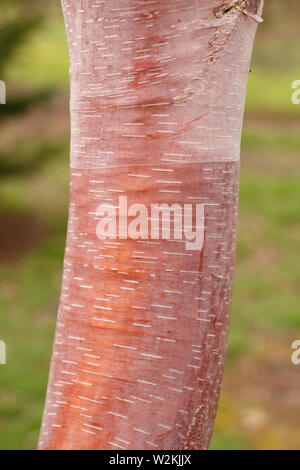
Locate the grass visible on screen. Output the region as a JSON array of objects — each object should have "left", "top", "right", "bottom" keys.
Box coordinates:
[{"left": 0, "top": 2, "right": 300, "bottom": 450}]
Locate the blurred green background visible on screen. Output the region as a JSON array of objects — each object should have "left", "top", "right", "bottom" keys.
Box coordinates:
[{"left": 0, "top": 0, "right": 300, "bottom": 450}]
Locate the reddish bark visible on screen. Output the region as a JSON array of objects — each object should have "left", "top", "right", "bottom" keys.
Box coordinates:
[{"left": 39, "top": 0, "right": 263, "bottom": 450}]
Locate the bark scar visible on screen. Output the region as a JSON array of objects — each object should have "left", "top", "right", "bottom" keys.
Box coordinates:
[
  {"left": 146, "top": 113, "right": 208, "bottom": 140},
  {"left": 206, "top": 0, "right": 262, "bottom": 67},
  {"left": 214, "top": 0, "right": 263, "bottom": 23}
]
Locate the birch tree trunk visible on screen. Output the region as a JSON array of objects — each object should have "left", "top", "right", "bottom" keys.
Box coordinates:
[{"left": 39, "top": 0, "right": 263, "bottom": 450}]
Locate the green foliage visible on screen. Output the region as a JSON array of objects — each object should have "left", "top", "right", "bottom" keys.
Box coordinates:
[
  {"left": 0, "top": 1, "right": 57, "bottom": 178},
  {"left": 0, "top": 140, "right": 67, "bottom": 179},
  {"left": 0, "top": 17, "right": 41, "bottom": 77},
  {"left": 0, "top": 0, "right": 47, "bottom": 77}
]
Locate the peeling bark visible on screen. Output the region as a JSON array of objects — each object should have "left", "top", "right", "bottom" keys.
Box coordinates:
[{"left": 39, "top": 0, "right": 263, "bottom": 450}]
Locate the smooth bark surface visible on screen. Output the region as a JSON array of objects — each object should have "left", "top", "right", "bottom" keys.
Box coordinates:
[{"left": 39, "top": 0, "right": 262, "bottom": 450}]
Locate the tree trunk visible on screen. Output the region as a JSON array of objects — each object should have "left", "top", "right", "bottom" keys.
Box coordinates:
[{"left": 39, "top": 0, "right": 263, "bottom": 450}]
